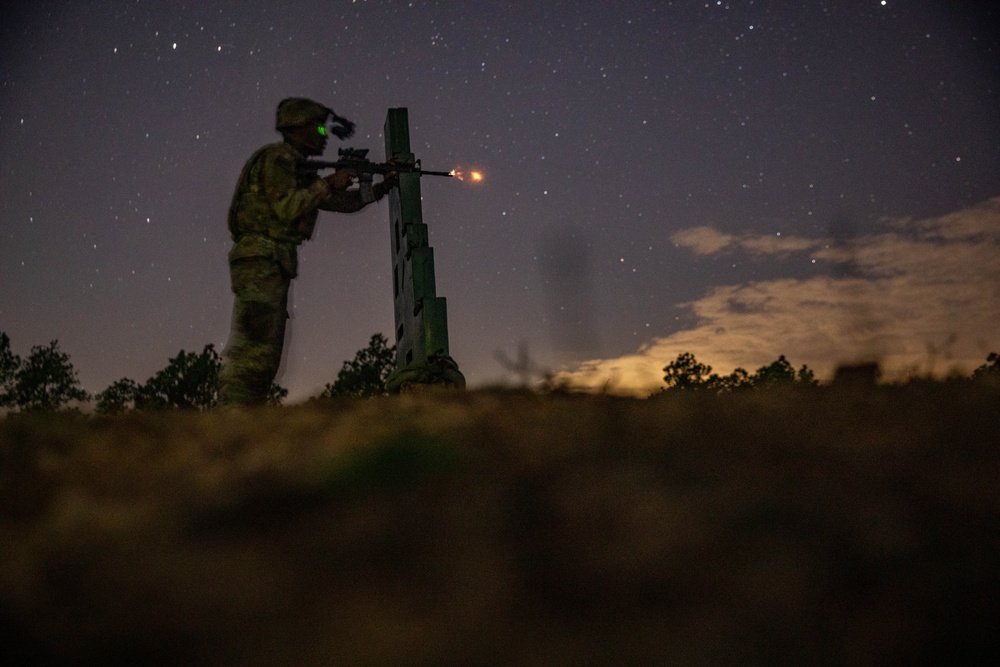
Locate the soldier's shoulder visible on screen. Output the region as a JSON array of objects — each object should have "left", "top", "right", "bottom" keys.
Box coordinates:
[
  {"left": 259, "top": 141, "right": 304, "bottom": 167},
  {"left": 240, "top": 142, "right": 285, "bottom": 168},
  {"left": 255, "top": 141, "right": 295, "bottom": 158}
]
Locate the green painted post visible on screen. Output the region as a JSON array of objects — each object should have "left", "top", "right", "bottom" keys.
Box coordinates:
[{"left": 384, "top": 108, "right": 463, "bottom": 390}]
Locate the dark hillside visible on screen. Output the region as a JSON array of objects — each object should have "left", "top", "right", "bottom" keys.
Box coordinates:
[{"left": 2, "top": 386, "right": 998, "bottom": 665}]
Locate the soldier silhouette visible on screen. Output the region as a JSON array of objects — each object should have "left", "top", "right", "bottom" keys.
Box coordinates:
[{"left": 218, "top": 98, "right": 397, "bottom": 406}]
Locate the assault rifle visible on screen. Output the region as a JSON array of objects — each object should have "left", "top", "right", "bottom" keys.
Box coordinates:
[{"left": 303, "top": 147, "right": 453, "bottom": 178}]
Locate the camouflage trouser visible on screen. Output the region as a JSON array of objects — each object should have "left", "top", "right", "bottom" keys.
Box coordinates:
[{"left": 218, "top": 257, "right": 290, "bottom": 406}]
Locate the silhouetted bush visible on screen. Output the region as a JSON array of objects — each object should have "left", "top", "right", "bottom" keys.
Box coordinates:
[
  {"left": 320, "top": 333, "right": 396, "bottom": 398},
  {"left": 660, "top": 352, "right": 817, "bottom": 394}
]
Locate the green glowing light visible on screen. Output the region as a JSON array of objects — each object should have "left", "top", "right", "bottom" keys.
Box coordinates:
[{"left": 317, "top": 125, "right": 327, "bottom": 136}]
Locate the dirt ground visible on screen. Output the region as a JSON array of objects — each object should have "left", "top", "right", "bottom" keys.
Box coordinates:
[{"left": 1, "top": 385, "right": 998, "bottom": 665}]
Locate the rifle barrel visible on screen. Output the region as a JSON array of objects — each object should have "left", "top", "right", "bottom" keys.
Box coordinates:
[{"left": 303, "top": 160, "right": 453, "bottom": 178}]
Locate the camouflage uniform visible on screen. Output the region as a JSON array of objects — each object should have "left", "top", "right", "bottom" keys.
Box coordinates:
[{"left": 218, "top": 101, "right": 373, "bottom": 406}]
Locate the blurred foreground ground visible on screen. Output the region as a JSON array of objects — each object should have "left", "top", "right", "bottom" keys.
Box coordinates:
[{"left": 1, "top": 386, "right": 998, "bottom": 665}]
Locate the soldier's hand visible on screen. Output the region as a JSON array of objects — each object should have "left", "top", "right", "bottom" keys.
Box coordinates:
[
  {"left": 325, "top": 170, "right": 354, "bottom": 191},
  {"left": 382, "top": 170, "right": 400, "bottom": 190}
]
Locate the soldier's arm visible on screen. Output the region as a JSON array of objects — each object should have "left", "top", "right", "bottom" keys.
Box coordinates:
[
  {"left": 318, "top": 176, "right": 396, "bottom": 213},
  {"left": 318, "top": 189, "right": 367, "bottom": 213}
]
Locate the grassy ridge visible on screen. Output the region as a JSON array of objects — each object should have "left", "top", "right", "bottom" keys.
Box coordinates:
[{"left": 1, "top": 386, "right": 998, "bottom": 665}]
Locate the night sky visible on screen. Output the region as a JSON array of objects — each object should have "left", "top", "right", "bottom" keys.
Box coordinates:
[{"left": 2, "top": 1, "right": 998, "bottom": 400}]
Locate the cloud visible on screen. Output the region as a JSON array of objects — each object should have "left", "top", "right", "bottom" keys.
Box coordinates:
[
  {"left": 738, "top": 234, "right": 819, "bottom": 255},
  {"left": 558, "top": 198, "right": 1000, "bottom": 394},
  {"left": 670, "top": 226, "right": 735, "bottom": 255},
  {"left": 670, "top": 225, "right": 820, "bottom": 257}
]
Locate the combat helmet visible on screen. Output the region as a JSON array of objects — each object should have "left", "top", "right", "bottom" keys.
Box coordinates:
[
  {"left": 275, "top": 97, "right": 331, "bottom": 130},
  {"left": 275, "top": 97, "right": 355, "bottom": 139}
]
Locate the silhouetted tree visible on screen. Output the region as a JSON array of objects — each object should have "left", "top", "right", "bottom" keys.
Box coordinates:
[
  {"left": 0, "top": 332, "right": 19, "bottom": 408},
  {"left": 972, "top": 352, "right": 999, "bottom": 385},
  {"left": 322, "top": 334, "right": 396, "bottom": 398},
  {"left": 750, "top": 355, "right": 796, "bottom": 386},
  {"left": 795, "top": 364, "right": 819, "bottom": 386},
  {"left": 662, "top": 352, "right": 818, "bottom": 394},
  {"left": 95, "top": 345, "right": 287, "bottom": 413},
  {"left": 135, "top": 345, "right": 221, "bottom": 410},
  {"left": 712, "top": 366, "right": 752, "bottom": 392},
  {"left": 747, "top": 356, "right": 818, "bottom": 388},
  {"left": 662, "top": 353, "right": 751, "bottom": 392},
  {"left": 662, "top": 352, "right": 715, "bottom": 391},
  {"left": 94, "top": 378, "right": 142, "bottom": 415},
  {"left": 6, "top": 340, "right": 89, "bottom": 411}
]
